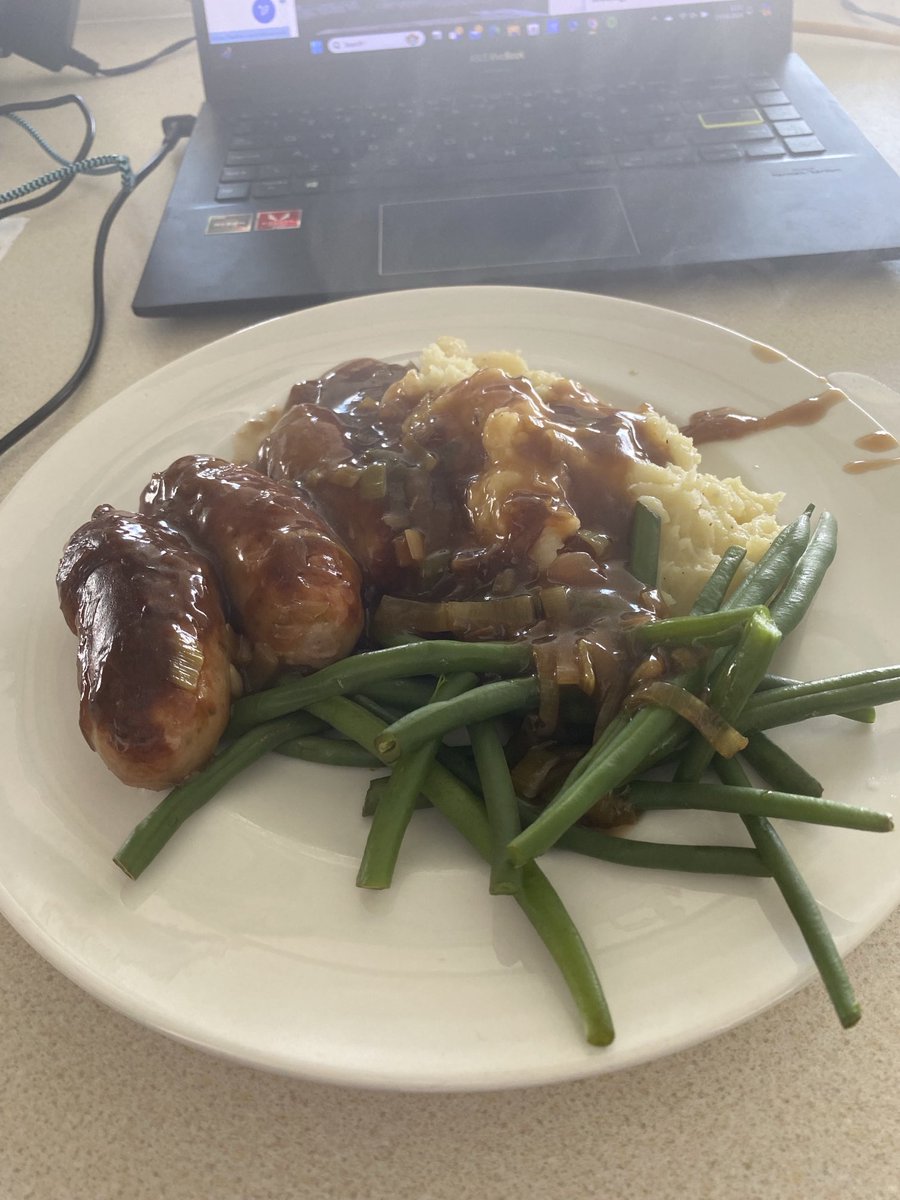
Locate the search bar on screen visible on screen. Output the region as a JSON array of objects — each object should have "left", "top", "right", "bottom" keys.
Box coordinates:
[{"left": 327, "top": 30, "right": 427, "bottom": 53}]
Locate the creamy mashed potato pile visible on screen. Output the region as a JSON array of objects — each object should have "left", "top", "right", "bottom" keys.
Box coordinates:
[{"left": 395, "top": 337, "right": 783, "bottom": 613}]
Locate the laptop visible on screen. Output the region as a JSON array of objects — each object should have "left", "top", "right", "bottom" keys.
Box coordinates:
[{"left": 133, "top": 0, "right": 900, "bottom": 317}]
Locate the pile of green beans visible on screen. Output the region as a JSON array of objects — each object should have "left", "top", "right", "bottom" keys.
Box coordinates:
[{"left": 114, "top": 504, "right": 898, "bottom": 1043}]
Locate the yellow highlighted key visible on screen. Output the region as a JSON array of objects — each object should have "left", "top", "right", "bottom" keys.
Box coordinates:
[{"left": 698, "top": 108, "right": 764, "bottom": 129}]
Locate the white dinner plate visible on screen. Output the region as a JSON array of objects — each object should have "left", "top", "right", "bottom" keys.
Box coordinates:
[{"left": 1, "top": 285, "right": 898, "bottom": 1091}]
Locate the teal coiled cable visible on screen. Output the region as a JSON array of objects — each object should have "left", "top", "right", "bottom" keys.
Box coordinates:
[{"left": 0, "top": 111, "right": 133, "bottom": 204}]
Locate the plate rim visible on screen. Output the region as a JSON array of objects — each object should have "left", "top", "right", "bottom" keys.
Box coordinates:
[{"left": 1, "top": 284, "right": 896, "bottom": 1091}]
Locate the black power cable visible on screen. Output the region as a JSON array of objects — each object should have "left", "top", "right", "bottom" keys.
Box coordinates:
[
  {"left": 67, "top": 35, "right": 197, "bottom": 79},
  {"left": 0, "top": 112, "right": 196, "bottom": 459},
  {"left": 839, "top": 0, "right": 900, "bottom": 28}
]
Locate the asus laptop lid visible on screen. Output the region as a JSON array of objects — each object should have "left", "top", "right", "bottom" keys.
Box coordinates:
[{"left": 133, "top": 0, "right": 900, "bottom": 317}]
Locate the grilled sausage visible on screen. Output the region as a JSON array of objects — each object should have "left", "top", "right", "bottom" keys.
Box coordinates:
[
  {"left": 57, "top": 506, "right": 233, "bottom": 790},
  {"left": 140, "top": 455, "right": 364, "bottom": 672}
]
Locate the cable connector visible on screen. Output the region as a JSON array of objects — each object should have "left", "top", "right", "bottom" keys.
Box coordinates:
[
  {"left": 161, "top": 114, "right": 196, "bottom": 145},
  {"left": 66, "top": 47, "right": 101, "bottom": 75}
]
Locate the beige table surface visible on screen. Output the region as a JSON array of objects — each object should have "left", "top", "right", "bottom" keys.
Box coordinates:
[{"left": 2, "top": 4, "right": 899, "bottom": 1198}]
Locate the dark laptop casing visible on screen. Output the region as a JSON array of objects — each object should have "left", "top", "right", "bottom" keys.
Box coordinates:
[{"left": 133, "top": 1, "right": 900, "bottom": 316}]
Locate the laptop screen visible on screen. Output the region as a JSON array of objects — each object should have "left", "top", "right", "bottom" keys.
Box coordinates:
[{"left": 194, "top": 1, "right": 791, "bottom": 101}]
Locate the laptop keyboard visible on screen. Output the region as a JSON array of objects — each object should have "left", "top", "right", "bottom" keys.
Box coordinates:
[{"left": 215, "top": 75, "right": 825, "bottom": 202}]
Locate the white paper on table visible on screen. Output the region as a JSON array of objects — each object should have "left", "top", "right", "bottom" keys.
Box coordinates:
[{"left": 0, "top": 216, "right": 28, "bottom": 264}]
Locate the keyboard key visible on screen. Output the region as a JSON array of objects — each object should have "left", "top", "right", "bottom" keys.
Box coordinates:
[
  {"left": 230, "top": 134, "right": 270, "bottom": 150},
  {"left": 700, "top": 144, "right": 743, "bottom": 162},
  {"left": 692, "top": 123, "right": 774, "bottom": 144},
  {"left": 652, "top": 130, "right": 688, "bottom": 149},
  {"left": 617, "top": 147, "right": 698, "bottom": 168},
  {"left": 250, "top": 180, "right": 292, "bottom": 198},
  {"left": 215, "top": 182, "right": 250, "bottom": 202},
  {"left": 689, "top": 92, "right": 753, "bottom": 112},
  {"left": 754, "top": 90, "right": 789, "bottom": 108},
  {"left": 577, "top": 153, "right": 616, "bottom": 172},
  {"left": 763, "top": 104, "right": 800, "bottom": 122},
  {"left": 225, "top": 149, "right": 273, "bottom": 166},
  {"left": 745, "top": 140, "right": 784, "bottom": 158},
  {"left": 697, "top": 108, "right": 763, "bottom": 129},
  {"left": 616, "top": 151, "right": 650, "bottom": 168},
  {"left": 784, "top": 135, "right": 825, "bottom": 155},
  {"left": 220, "top": 165, "right": 257, "bottom": 182},
  {"left": 747, "top": 75, "right": 780, "bottom": 91},
  {"left": 774, "top": 119, "right": 812, "bottom": 138},
  {"left": 611, "top": 133, "right": 650, "bottom": 151},
  {"left": 647, "top": 146, "right": 698, "bottom": 165}
]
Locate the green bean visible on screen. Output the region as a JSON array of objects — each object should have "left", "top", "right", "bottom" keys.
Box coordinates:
[
  {"left": 227, "top": 641, "right": 532, "bottom": 735},
  {"left": 362, "top": 776, "right": 430, "bottom": 818},
  {"left": 628, "top": 499, "right": 661, "bottom": 588},
  {"left": 470, "top": 719, "right": 523, "bottom": 895},
  {"left": 436, "top": 745, "right": 483, "bottom": 794},
  {"left": 374, "top": 676, "right": 541, "bottom": 764},
  {"left": 350, "top": 694, "right": 408, "bottom": 725},
  {"left": 514, "top": 654, "right": 707, "bottom": 865},
  {"left": 758, "top": 673, "right": 800, "bottom": 691},
  {"left": 554, "top": 711, "right": 628, "bottom": 794},
  {"left": 768, "top": 512, "right": 837, "bottom": 636},
  {"left": 740, "top": 730, "right": 823, "bottom": 798},
  {"left": 707, "top": 609, "right": 783, "bottom": 715},
  {"left": 506, "top": 705, "right": 685, "bottom": 866},
  {"left": 357, "top": 673, "right": 477, "bottom": 890},
  {"left": 757, "top": 676, "right": 874, "bottom": 723},
  {"left": 675, "top": 607, "right": 782, "bottom": 781},
  {"left": 627, "top": 780, "right": 892, "bottom": 832},
  {"left": 690, "top": 545, "right": 747, "bottom": 615},
  {"left": 715, "top": 756, "right": 861, "bottom": 1028},
  {"left": 276, "top": 736, "right": 381, "bottom": 768},
  {"left": 631, "top": 605, "right": 770, "bottom": 648},
  {"left": 114, "top": 715, "right": 312, "bottom": 880},
  {"left": 757, "top": 673, "right": 874, "bottom": 723},
  {"left": 721, "top": 509, "right": 812, "bottom": 610},
  {"left": 746, "top": 667, "right": 900, "bottom": 710},
  {"left": 564, "top": 548, "right": 745, "bottom": 793},
  {"left": 362, "top": 775, "right": 390, "bottom": 817},
  {"left": 513, "top": 865, "right": 615, "bottom": 1045},
  {"left": 560, "top": 573, "right": 731, "bottom": 799},
  {"left": 354, "top": 676, "right": 438, "bottom": 712},
  {"left": 518, "top": 801, "right": 769, "bottom": 876},
  {"left": 740, "top": 672, "right": 900, "bottom": 731},
  {"left": 306, "top": 695, "right": 614, "bottom": 1046},
  {"left": 561, "top": 549, "right": 755, "bottom": 814}
]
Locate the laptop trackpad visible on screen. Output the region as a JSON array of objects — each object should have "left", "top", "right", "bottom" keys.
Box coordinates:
[{"left": 379, "top": 187, "right": 639, "bottom": 276}]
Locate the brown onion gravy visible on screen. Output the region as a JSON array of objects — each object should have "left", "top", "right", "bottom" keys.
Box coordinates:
[
  {"left": 257, "top": 358, "right": 673, "bottom": 703},
  {"left": 843, "top": 456, "right": 900, "bottom": 475},
  {"left": 680, "top": 388, "right": 846, "bottom": 445},
  {"left": 855, "top": 430, "right": 899, "bottom": 452},
  {"left": 749, "top": 342, "right": 786, "bottom": 365}
]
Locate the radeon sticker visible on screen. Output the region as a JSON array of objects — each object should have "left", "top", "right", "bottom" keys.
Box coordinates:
[
  {"left": 255, "top": 209, "right": 303, "bottom": 231},
  {"left": 205, "top": 213, "right": 253, "bottom": 234}
]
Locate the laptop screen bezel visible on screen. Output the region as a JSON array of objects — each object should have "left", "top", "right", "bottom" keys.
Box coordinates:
[{"left": 190, "top": 0, "right": 793, "bottom": 108}]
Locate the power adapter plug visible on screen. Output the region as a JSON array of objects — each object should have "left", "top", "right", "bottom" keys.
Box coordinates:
[{"left": 0, "top": 0, "right": 81, "bottom": 72}]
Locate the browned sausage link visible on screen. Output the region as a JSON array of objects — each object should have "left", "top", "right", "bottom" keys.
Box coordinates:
[
  {"left": 261, "top": 403, "right": 405, "bottom": 591},
  {"left": 56, "top": 506, "right": 233, "bottom": 790},
  {"left": 139, "top": 456, "right": 364, "bottom": 672}
]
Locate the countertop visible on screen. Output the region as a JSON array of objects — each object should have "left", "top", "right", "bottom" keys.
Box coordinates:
[{"left": 2, "top": 7, "right": 899, "bottom": 1199}]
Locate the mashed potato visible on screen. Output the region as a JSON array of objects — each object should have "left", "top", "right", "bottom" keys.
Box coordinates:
[{"left": 395, "top": 337, "right": 783, "bottom": 613}]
